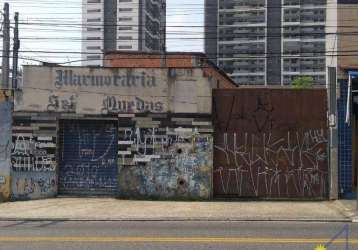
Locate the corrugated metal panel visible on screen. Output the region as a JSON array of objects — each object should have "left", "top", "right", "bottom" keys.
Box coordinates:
[
  {"left": 58, "top": 120, "right": 118, "bottom": 196},
  {"left": 213, "top": 89, "right": 328, "bottom": 199}
]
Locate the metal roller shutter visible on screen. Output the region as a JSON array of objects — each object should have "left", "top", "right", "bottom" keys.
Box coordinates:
[{"left": 58, "top": 120, "right": 118, "bottom": 196}]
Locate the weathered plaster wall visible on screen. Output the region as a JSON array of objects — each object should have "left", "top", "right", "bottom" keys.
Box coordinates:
[
  {"left": 117, "top": 115, "right": 213, "bottom": 200},
  {"left": 15, "top": 66, "right": 212, "bottom": 114},
  {"left": 11, "top": 66, "right": 215, "bottom": 201},
  {"left": 0, "top": 92, "right": 11, "bottom": 201},
  {"left": 10, "top": 113, "right": 214, "bottom": 200},
  {"left": 11, "top": 114, "right": 57, "bottom": 200}
]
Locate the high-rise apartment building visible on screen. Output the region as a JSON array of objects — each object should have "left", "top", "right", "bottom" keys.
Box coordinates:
[
  {"left": 205, "top": 0, "right": 333, "bottom": 85},
  {"left": 82, "top": 0, "right": 166, "bottom": 66}
]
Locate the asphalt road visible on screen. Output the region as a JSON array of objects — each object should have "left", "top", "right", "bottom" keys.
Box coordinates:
[{"left": 0, "top": 221, "right": 356, "bottom": 250}]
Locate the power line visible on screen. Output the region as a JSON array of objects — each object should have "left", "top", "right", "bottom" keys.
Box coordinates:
[
  {"left": 7, "top": 0, "right": 354, "bottom": 9},
  {"left": 15, "top": 21, "right": 358, "bottom": 28},
  {"left": 6, "top": 52, "right": 358, "bottom": 64},
  {"left": 2, "top": 2, "right": 10, "bottom": 90},
  {"left": 11, "top": 49, "right": 358, "bottom": 55}
]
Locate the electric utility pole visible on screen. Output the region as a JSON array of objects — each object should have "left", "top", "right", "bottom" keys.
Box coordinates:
[
  {"left": 160, "top": 0, "right": 166, "bottom": 68},
  {"left": 2, "top": 2, "right": 10, "bottom": 90},
  {"left": 12, "top": 12, "right": 19, "bottom": 89}
]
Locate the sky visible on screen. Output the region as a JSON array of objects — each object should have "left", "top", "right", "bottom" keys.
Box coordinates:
[{"left": 3, "top": 0, "right": 204, "bottom": 66}]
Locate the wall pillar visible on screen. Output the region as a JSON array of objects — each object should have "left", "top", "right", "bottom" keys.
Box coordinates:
[
  {"left": 0, "top": 91, "right": 12, "bottom": 202},
  {"left": 328, "top": 67, "right": 339, "bottom": 200}
]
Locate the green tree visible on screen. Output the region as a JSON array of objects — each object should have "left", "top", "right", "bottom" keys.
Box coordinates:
[{"left": 291, "top": 76, "right": 314, "bottom": 89}]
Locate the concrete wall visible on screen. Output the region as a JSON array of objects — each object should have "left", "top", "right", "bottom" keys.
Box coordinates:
[
  {"left": 16, "top": 66, "right": 212, "bottom": 114},
  {"left": 117, "top": 114, "right": 213, "bottom": 200},
  {"left": 11, "top": 113, "right": 213, "bottom": 201},
  {"left": 11, "top": 65, "right": 215, "bottom": 201},
  {"left": 11, "top": 113, "right": 57, "bottom": 200},
  {"left": 0, "top": 91, "right": 11, "bottom": 201}
]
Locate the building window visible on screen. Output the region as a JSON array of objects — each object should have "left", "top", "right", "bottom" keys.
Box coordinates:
[
  {"left": 87, "top": 18, "right": 101, "bottom": 22},
  {"left": 118, "top": 45, "right": 132, "bottom": 49},
  {"left": 86, "top": 37, "right": 101, "bottom": 40},
  {"left": 87, "top": 27, "right": 101, "bottom": 31},
  {"left": 86, "top": 46, "right": 101, "bottom": 50},
  {"left": 87, "top": 55, "right": 101, "bottom": 60},
  {"left": 118, "top": 8, "right": 133, "bottom": 12},
  {"left": 118, "top": 17, "right": 133, "bottom": 22},
  {"left": 87, "top": 9, "right": 101, "bottom": 13},
  {"left": 118, "top": 26, "right": 132, "bottom": 31},
  {"left": 118, "top": 36, "right": 132, "bottom": 40}
]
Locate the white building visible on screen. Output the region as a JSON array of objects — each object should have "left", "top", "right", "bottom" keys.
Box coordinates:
[{"left": 82, "top": 0, "right": 166, "bottom": 66}]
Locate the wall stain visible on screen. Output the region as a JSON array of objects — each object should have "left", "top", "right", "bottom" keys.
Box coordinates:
[
  {"left": 117, "top": 121, "right": 213, "bottom": 200},
  {"left": 213, "top": 89, "right": 328, "bottom": 198},
  {"left": 0, "top": 97, "right": 12, "bottom": 201}
]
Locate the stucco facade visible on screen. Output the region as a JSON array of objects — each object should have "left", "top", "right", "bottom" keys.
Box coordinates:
[{"left": 11, "top": 65, "right": 216, "bottom": 200}]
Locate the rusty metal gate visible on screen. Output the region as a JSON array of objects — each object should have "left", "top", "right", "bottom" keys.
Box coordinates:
[
  {"left": 213, "top": 89, "right": 328, "bottom": 199},
  {"left": 58, "top": 120, "right": 118, "bottom": 196}
]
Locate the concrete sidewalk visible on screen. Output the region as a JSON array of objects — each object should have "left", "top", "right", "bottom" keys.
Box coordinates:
[{"left": 0, "top": 198, "right": 356, "bottom": 222}]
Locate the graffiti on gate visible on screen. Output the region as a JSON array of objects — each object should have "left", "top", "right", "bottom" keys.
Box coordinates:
[
  {"left": 60, "top": 164, "right": 117, "bottom": 190},
  {"left": 214, "top": 130, "right": 328, "bottom": 197},
  {"left": 59, "top": 122, "right": 118, "bottom": 192}
]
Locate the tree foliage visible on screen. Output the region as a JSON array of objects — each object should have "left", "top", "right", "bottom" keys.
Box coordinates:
[{"left": 292, "top": 76, "right": 314, "bottom": 89}]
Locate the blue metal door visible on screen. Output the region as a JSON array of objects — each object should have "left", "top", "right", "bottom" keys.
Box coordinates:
[{"left": 59, "top": 120, "right": 118, "bottom": 195}]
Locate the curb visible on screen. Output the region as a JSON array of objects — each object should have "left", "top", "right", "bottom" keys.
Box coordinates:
[
  {"left": 0, "top": 217, "right": 352, "bottom": 223},
  {"left": 329, "top": 202, "right": 357, "bottom": 218}
]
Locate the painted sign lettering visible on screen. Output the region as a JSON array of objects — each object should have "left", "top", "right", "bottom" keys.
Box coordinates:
[
  {"left": 102, "top": 96, "right": 164, "bottom": 114},
  {"left": 55, "top": 70, "right": 157, "bottom": 89},
  {"left": 47, "top": 94, "right": 77, "bottom": 112}
]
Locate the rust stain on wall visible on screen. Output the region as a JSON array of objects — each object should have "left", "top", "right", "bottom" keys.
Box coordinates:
[{"left": 213, "top": 89, "right": 328, "bottom": 198}]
